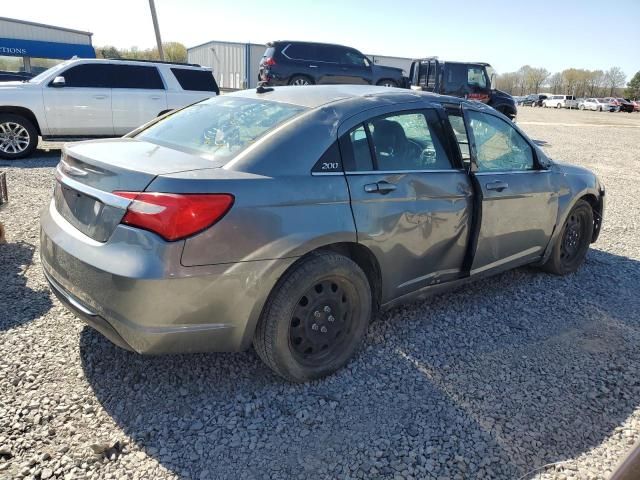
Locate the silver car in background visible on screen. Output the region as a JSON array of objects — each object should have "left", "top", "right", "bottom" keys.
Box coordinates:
[
  {"left": 41, "top": 86, "right": 605, "bottom": 382},
  {"left": 579, "top": 98, "right": 614, "bottom": 111}
]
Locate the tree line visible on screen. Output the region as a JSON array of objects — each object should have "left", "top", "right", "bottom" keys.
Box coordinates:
[
  {"left": 95, "top": 42, "right": 188, "bottom": 63},
  {"left": 494, "top": 65, "right": 639, "bottom": 99}
]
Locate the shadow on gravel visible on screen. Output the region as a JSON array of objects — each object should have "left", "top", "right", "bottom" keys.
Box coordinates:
[
  {"left": 0, "top": 241, "right": 53, "bottom": 330},
  {"left": 0, "top": 150, "right": 60, "bottom": 169},
  {"left": 79, "top": 249, "right": 640, "bottom": 479}
]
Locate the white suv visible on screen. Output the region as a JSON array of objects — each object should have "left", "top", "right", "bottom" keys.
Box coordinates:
[
  {"left": 543, "top": 95, "right": 578, "bottom": 109},
  {"left": 0, "top": 58, "right": 219, "bottom": 159}
]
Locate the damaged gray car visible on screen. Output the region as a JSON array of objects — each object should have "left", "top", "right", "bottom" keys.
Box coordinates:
[{"left": 40, "top": 85, "right": 605, "bottom": 382}]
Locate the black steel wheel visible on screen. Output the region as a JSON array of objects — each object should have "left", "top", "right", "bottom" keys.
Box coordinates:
[
  {"left": 289, "top": 276, "right": 358, "bottom": 367},
  {"left": 254, "top": 252, "right": 371, "bottom": 382},
  {"left": 542, "top": 200, "right": 594, "bottom": 275}
]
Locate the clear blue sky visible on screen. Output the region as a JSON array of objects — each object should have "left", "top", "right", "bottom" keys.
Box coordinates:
[{"left": 4, "top": 0, "right": 639, "bottom": 79}]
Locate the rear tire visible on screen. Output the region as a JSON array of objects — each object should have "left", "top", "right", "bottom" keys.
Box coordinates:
[
  {"left": 542, "top": 200, "right": 593, "bottom": 275},
  {"left": 0, "top": 114, "right": 38, "bottom": 160},
  {"left": 288, "top": 75, "right": 313, "bottom": 86},
  {"left": 253, "top": 252, "right": 372, "bottom": 382}
]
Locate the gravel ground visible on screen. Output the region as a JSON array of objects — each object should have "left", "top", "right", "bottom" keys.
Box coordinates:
[{"left": 0, "top": 107, "right": 639, "bottom": 480}]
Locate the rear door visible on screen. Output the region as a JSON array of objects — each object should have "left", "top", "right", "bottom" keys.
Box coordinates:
[
  {"left": 110, "top": 64, "right": 168, "bottom": 135},
  {"left": 342, "top": 107, "right": 473, "bottom": 301},
  {"left": 462, "top": 108, "right": 557, "bottom": 274},
  {"left": 42, "top": 63, "right": 114, "bottom": 136}
]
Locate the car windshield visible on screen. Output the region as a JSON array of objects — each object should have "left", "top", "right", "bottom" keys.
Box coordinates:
[
  {"left": 28, "top": 60, "right": 73, "bottom": 83},
  {"left": 136, "top": 96, "right": 307, "bottom": 162}
]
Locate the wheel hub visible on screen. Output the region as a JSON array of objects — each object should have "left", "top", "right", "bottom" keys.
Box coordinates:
[
  {"left": 0, "top": 122, "right": 30, "bottom": 154},
  {"left": 290, "top": 279, "right": 351, "bottom": 363}
]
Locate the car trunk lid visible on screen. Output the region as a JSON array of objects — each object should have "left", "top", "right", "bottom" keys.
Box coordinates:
[{"left": 54, "top": 138, "right": 224, "bottom": 242}]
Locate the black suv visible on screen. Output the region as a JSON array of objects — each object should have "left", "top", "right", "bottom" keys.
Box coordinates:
[
  {"left": 520, "top": 94, "right": 548, "bottom": 107},
  {"left": 409, "top": 58, "right": 517, "bottom": 120},
  {"left": 259, "top": 41, "right": 408, "bottom": 88}
]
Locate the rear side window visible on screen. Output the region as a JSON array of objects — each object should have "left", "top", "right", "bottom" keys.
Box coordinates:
[
  {"left": 171, "top": 68, "right": 220, "bottom": 93},
  {"left": 342, "top": 110, "right": 452, "bottom": 172},
  {"left": 136, "top": 97, "right": 307, "bottom": 162},
  {"left": 58, "top": 64, "right": 113, "bottom": 88},
  {"left": 111, "top": 65, "right": 164, "bottom": 89},
  {"left": 444, "top": 64, "right": 467, "bottom": 92},
  {"left": 283, "top": 43, "right": 314, "bottom": 60}
]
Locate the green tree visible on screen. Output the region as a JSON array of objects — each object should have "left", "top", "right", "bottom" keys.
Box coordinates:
[{"left": 625, "top": 71, "right": 640, "bottom": 100}]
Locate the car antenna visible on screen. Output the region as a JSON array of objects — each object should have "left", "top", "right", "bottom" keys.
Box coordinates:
[{"left": 256, "top": 81, "right": 274, "bottom": 94}]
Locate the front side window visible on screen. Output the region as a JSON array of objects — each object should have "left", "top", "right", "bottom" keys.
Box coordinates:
[
  {"left": 467, "top": 67, "right": 487, "bottom": 88},
  {"left": 342, "top": 50, "right": 368, "bottom": 67},
  {"left": 343, "top": 111, "right": 451, "bottom": 172},
  {"left": 57, "top": 64, "right": 113, "bottom": 88},
  {"left": 136, "top": 97, "right": 306, "bottom": 162},
  {"left": 467, "top": 110, "right": 534, "bottom": 172}
]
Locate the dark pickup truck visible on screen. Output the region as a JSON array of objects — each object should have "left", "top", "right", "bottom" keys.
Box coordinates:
[{"left": 409, "top": 57, "right": 517, "bottom": 120}]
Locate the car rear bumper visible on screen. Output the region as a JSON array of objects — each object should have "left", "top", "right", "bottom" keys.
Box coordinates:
[{"left": 40, "top": 200, "right": 293, "bottom": 354}]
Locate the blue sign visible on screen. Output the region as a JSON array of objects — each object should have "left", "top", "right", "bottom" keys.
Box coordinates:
[{"left": 0, "top": 37, "right": 95, "bottom": 59}]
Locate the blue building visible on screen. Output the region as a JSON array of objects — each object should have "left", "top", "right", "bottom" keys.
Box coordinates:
[{"left": 0, "top": 16, "right": 95, "bottom": 80}]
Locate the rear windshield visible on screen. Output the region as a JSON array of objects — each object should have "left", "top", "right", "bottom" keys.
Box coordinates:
[
  {"left": 262, "top": 47, "right": 275, "bottom": 59},
  {"left": 136, "top": 97, "right": 307, "bottom": 162}
]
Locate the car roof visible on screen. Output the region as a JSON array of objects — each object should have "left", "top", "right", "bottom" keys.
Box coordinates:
[
  {"left": 229, "top": 85, "right": 466, "bottom": 110},
  {"left": 268, "top": 40, "right": 358, "bottom": 50},
  {"left": 64, "top": 58, "right": 208, "bottom": 70}
]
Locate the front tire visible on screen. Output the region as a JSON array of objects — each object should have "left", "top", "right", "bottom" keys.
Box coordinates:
[
  {"left": 254, "top": 252, "right": 372, "bottom": 382},
  {"left": 542, "top": 200, "right": 594, "bottom": 275},
  {"left": 0, "top": 114, "right": 38, "bottom": 160}
]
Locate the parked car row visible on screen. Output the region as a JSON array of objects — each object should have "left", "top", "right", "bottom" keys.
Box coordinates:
[
  {"left": 516, "top": 93, "right": 638, "bottom": 112},
  {"left": 259, "top": 42, "right": 518, "bottom": 120}
]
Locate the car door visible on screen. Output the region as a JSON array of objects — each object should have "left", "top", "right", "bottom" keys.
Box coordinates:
[
  {"left": 110, "top": 64, "right": 168, "bottom": 135},
  {"left": 462, "top": 108, "right": 557, "bottom": 275},
  {"left": 342, "top": 108, "right": 473, "bottom": 302},
  {"left": 312, "top": 45, "right": 352, "bottom": 84},
  {"left": 336, "top": 48, "right": 372, "bottom": 85},
  {"left": 42, "top": 63, "right": 114, "bottom": 136}
]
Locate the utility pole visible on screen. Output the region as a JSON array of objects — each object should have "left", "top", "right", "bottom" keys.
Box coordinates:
[{"left": 149, "top": 0, "right": 165, "bottom": 61}]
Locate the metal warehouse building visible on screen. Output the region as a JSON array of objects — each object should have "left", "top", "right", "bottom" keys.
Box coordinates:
[
  {"left": 0, "top": 17, "right": 95, "bottom": 78},
  {"left": 188, "top": 40, "right": 412, "bottom": 90}
]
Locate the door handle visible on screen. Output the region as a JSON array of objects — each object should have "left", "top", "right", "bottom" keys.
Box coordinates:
[
  {"left": 364, "top": 181, "right": 397, "bottom": 194},
  {"left": 93, "top": 95, "right": 107, "bottom": 99},
  {"left": 309, "top": 65, "right": 318, "bottom": 68},
  {"left": 150, "top": 95, "right": 162, "bottom": 100},
  {"left": 486, "top": 181, "right": 509, "bottom": 192}
]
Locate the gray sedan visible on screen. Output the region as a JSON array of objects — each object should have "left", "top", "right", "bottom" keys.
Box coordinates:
[{"left": 40, "top": 86, "right": 605, "bottom": 382}]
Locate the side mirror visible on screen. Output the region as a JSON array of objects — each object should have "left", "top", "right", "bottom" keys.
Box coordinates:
[{"left": 51, "top": 76, "right": 66, "bottom": 88}]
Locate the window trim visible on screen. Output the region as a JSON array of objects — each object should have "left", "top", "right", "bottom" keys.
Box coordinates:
[{"left": 462, "top": 106, "right": 543, "bottom": 173}]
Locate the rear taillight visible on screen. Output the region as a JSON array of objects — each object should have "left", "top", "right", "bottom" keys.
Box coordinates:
[
  {"left": 264, "top": 57, "right": 276, "bottom": 67},
  {"left": 113, "top": 192, "right": 234, "bottom": 241}
]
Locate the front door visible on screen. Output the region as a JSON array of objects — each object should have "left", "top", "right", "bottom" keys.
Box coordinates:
[
  {"left": 463, "top": 108, "right": 557, "bottom": 274},
  {"left": 342, "top": 108, "right": 473, "bottom": 302},
  {"left": 42, "top": 63, "right": 114, "bottom": 136}
]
